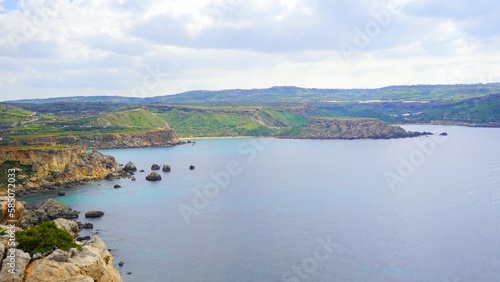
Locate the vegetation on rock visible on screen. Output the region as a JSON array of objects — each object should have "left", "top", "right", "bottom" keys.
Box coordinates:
[{"left": 16, "top": 221, "right": 81, "bottom": 255}]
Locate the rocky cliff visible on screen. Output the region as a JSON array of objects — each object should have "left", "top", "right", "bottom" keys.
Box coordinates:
[
  {"left": 0, "top": 147, "right": 125, "bottom": 195},
  {"left": 6, "top": 129, "right": 180, "bottom": 149},
  {"left": 291, "top": 118, "right": 430, "bottom": 139}
]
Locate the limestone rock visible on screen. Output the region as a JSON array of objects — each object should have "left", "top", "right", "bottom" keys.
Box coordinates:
[
  {"left": 123, "top": 161, "right": 137, "bottom": 172},
  {"left": 0, "top": 197, "right": 25, "bottom": 225},
  {"left": 0, "top": 249, "right": 31, "bottom": 282},
  {"left": 24, "top": 236, "right": 122, "bottom": 282},
  {"left": 20, "top": 199, "right": 79, "bottom": 228},
  {"left": 0, "top": 243, "right": 5, "bottom": 261},
  {"left": 0, "top": 149, "right": 124, "bottom": 195},
  {"left": 54, "top": 218, "right": 80, "bottom": 238},
  {"left": 85, "top": 211, "right": 104, "bottom": 218},
  {"left": 145, "top": 172, "right": 162, "bottom": 181}
]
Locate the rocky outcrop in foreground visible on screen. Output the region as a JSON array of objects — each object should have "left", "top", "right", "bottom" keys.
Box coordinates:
[
  {"left": 290, "top": 118, "right": 431, "bottom": 139},
  {"left": 23, "top": 236, "right": 121, "bottom": 282},
  {"left": 0, "top": 199, "right": 122, "bottom": 282},
  {"left": 0, "top": 147, "right": 126, "bottom": 195}
]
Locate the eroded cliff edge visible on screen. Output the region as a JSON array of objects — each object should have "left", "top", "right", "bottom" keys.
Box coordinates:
[
  {"left": 5, "top": 129, "right": 180, "bottom": 149},
  {"left": 0, "top": 147, "right": 126, "bottom": 195}
]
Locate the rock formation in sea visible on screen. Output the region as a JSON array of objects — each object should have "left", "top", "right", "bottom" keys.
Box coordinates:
[
  {"left": 123, "top": 161, "right": 137, "bottom": 172},
  {"left": 0, "top": 147, "right": 125, "bottom": 195},
  {"left": 146, "top": 172, "right": 162, "bottom": 181},
  {"left": 85, "top": 211, "right": 105, "bottom": 218}
]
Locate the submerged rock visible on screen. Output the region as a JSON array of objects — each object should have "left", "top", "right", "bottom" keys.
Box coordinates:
[{"left": 146, "top": 172, "right": 162, "bottom": 181}]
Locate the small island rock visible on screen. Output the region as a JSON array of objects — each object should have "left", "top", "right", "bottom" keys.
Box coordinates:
[
  {"left": 123, "top": 161, "right": 137, "bottom": 172},
  {"left": 146, "top": 172, "right": 162, "bottom": 181},
  {"left": 151, "top": 164, "right": 161, "bottom": 170},
  {"left": 85, "top": 211, "right": 105, "bottom": 218},
  {"left": 113, "top": 184, "right": 121, "bottom": 189},
  {"left": 162, "top": 164, "right": 171, "bottom": 172},
  {"left": 189, "top": 165, "right": 195, "bottom": 170}
]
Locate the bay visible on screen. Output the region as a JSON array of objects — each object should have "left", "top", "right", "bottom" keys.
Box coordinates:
[{"left": 23, "top": 125, "right": 500, "bottom": 281}]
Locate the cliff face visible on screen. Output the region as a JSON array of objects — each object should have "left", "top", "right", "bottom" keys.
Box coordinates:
[
  {"left": 7, "top": 129, "right": 180, "bottom": 149},
  {"left": 291, "top": 118, "right": 428, "bottom": 139},
  {"left": 0, "top": 148, "right": 125, "bottom": 195},
  {"left": 0, "top": 147, "right": 86, "bottom": 172}
]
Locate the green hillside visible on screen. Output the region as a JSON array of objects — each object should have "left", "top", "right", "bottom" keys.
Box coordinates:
[{"left": 94, "top": 109, "right": 167, "bottom": 129}]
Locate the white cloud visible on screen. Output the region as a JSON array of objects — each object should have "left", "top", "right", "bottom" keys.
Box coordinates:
[{"left": 0, "top": 0, "right": 499, "bottom": 101}]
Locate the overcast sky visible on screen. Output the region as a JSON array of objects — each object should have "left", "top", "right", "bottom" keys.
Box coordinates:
[{"left": 0, "top": 0, "right": 499, "bottom": 101}]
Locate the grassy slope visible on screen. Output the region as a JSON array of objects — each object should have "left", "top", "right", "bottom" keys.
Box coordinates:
[
  {"left": 94, "top": 108, "right": 167, "bottom": 129},
  {"left": 158, "top": 108, "right": 273, "bottom": 137}
]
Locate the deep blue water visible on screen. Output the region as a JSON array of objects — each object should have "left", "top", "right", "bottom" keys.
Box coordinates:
[{"left": 23, "top": 125, "right": 500, "bottom": 281}]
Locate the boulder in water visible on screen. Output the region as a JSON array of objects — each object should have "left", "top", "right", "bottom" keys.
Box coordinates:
[{"left": 146, "top": 172, "right": 162, "bottom": 181}]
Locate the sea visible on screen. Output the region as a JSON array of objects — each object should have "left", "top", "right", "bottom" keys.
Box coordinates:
[{"left": 22, "top": 125, "right": 500, "bottom": 282}]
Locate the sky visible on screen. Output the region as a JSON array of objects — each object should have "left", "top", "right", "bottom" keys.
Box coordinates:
[{"left": 0, "top": 0, "right": 499, "bottom": 101}]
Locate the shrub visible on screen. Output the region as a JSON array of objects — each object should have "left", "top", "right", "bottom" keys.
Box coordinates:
[{"left": 16, "top": 221, "right": 81, "bottom": 255}]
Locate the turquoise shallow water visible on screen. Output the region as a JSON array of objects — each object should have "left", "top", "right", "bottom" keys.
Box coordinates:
[{"left": 23, "top": 125, "right": 500, "bottom": 281}]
